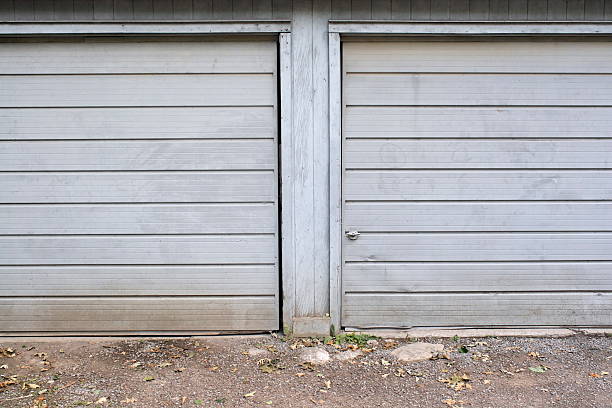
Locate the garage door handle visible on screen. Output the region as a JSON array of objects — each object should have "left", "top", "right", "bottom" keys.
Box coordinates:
[{"left": 345, "top": 231, "right": 361, "bottom": 240}]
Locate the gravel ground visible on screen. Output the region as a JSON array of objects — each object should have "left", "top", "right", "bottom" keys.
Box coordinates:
[{"left": 0, "top": 333, "right": 610, "bottom": 408}]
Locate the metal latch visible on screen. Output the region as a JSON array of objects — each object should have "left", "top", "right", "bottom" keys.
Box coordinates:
[{"left": 345, "top": 231, "right": 361, "bottom": 240}]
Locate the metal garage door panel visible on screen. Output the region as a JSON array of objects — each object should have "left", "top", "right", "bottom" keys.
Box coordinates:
[
  {"left": 0, "top": 39, "right": 279, "bottom": 333},
  {"left": 344, "top": 41, "right": 612, "bottom": 73},
  {"left": 344, "top": 107, "right": 612, "bottom": 139},
  {"left": 342, "top": 40, "right": 612, "bottom": 329},
  {"left": 0, "top": 107, "right": 274, "bottom": 140}
]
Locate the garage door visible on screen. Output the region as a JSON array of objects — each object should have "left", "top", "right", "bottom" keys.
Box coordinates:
[
  {"left": 0, "top": 39, "right": 279, "bottom": 333},
  {"left": 341, "top": 40, "right": 612, "bottom": 328}
]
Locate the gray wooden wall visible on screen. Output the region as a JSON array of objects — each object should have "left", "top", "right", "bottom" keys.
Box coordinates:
[
  {"left": 2, "top": 1, "right": 612, "bottom": 20},
  {"left": 1, "top": 0, "right": 611, "bottom": 329}
]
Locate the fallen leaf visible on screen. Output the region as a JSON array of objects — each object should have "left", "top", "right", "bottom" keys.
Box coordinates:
[
  {"left": 0, "top": 348, "right": 16, "bottom": 358},
  {"left": 243, "top": 391, "right": 256, "bottom": 398},
  {"left": 95, "top": 397, "right": 108, "bottom": 405},
  {"left": 143, "top": 376, "right": 155, "bottom": 382},
  {"left": 529, "top": 366, "right": 549, "bottom": 374},
  {"left": 120, "top": 398, "right": 137, "bottom": 404},
  {"left": 129, "top": 362, "right": 143, "bottom": 369},
  {"left": 157, "top": 362, "right": 172, "bottom": 368},
  {"left": 295, "top": 373, "right": 305, "bottom": 377},
  {"left": 0, "top": 364, "right": 7, "bottom": 369},
  {"left": 381, "top": 359, "right": 391, "bottom": 366}
]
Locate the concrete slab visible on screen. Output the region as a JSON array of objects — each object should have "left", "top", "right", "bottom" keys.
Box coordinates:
[
  {"left": 347, "top": 328, "right": 577, "bottom": 339},
  {"left": 292, "top": 317, "right": 331, "bottom": 337},
  {"left": 576, "top": 328, "right": 612, "bottom": 336}
]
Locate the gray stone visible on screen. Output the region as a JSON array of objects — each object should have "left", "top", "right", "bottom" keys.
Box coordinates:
[
  {"left": 366, "top": 339, "right": 379, "bottom": 347},
  {"left": 298, "top": 347, "right": 330, "bottom": 365},
  {"left": 246, "top": 348, "right": 269, "bottom": 358},
  {"left": 390, "top": 342, "right": 444, "bottom": 363},
  {"left": 335, "top": 350, "right": 363, "bottom": 361}
]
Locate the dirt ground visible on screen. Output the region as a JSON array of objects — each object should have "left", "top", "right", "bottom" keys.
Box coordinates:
[{"left": 0, "top": 333, "right": 610, "bottom": 408}]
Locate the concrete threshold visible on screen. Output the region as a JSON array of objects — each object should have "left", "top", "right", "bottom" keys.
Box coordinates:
[{"left": 345, "top": 328, "right": 594, "bottom": 339}]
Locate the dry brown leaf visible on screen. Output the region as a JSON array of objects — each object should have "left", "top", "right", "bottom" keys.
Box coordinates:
[{"left": 120, "top": 398, "right": 137, "bottom": 404}]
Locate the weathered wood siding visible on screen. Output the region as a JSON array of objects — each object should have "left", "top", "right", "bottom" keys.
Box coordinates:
[
  {"left": 342, "top": 40, "right": 612, "bottom": 328},
  {"left": 0, "top": 39, "right": 280, "bottom": 333},
  {"left": 3, "top": 0, "right": 612, "bottom": 20}
]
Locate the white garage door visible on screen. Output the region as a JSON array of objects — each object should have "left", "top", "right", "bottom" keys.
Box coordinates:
[
  {"left": 342, "top": 40, "right": 612, "bottom": 328},
  {"left": 0, "top": 39, "right": 279, "bottom": 333}
]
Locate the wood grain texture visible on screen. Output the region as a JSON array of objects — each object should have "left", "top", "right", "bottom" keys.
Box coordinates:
[
  {"left": 344, "top": 262, "right": 612, "bottom": 292},
  {"left": 344, "top": 202, "right": 612, "bottom": 231},
  {"left": 343, "top": 293, "right": 612, "bottom": 327},
  {"left": 0, "top": 297, "right": 279, "bottom": 332},
  {"left": 0, "top": 107, "right": 274, "bottom": 140}
]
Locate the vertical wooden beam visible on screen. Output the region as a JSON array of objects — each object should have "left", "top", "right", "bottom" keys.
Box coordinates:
[
  {"left": 328, "top": 31, "right": 343, "bottom": 334},
  {"left": 279, "top": 32, "right": 295, "bottom": 332},
  {"left": 291, "top": 1, "right": 316, "bottom": 319},
  {"left": 313, "top": 0, "right": 331, "bottom": 319}
]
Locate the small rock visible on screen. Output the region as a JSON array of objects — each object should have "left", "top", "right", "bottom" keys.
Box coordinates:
[
  {"left": 246, "top": 348, "right": 269, "bottom": 358},
  {"left": 390, "top": 342, "right": 444, "bottom": 363},
  {"left": 366, "top": 340, "right": 379, "bottom": 347},
  {"left": 335, "top": 350, "right": 363, "bottom": 361},
  {"left": 298, "top": 347, "right": 330, "bottom": 365}
]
